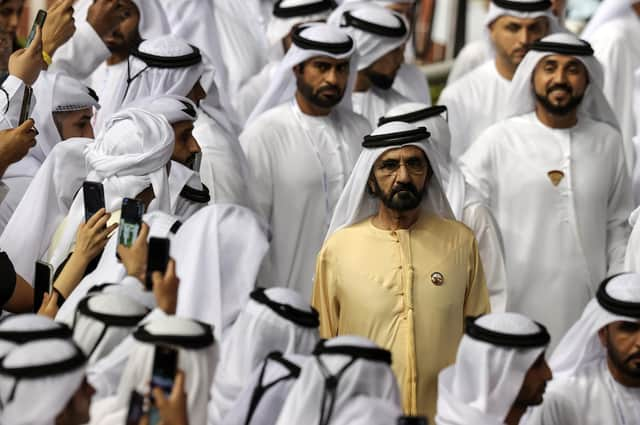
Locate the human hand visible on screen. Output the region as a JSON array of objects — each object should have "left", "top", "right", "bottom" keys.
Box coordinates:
[
  {"left": 36, "top": 291, "right": 59, "bottom": 319},
  {"left": 8, "top": 27, "right": 43, "bottom": 85},
  {"left": 0, "top": 120, "right": 37, "bottom": 177},
  {"left": 42, "top": 0, "right": 76, "bottom": 57},
  {"left": 73, "top": 208, "right": 117, "bottom": 265},
  {"left": 151, "top": 370, "right": 189, "bottom": 425},
  {"left": 117, "top": 222, "right": 149, "bottom": 283},
  {"left": 153, "top": 259, "right": 179, "bottom": 314},
  {"left": 87, "top": 0, "right": 125, "bottom": 39}
]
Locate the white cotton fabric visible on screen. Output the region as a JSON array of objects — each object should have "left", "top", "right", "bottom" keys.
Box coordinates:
[
  {"left": 48, "top": 108, "right": 174, "bottom": 270},
  {"left": 328, "top": 4, "right": 408, "bottom": 70},
  {"left": 326, "top": 121, "right": 454, "bottom": 238},
  {"left": 580, "top": 0, "right": 635, "bottom": 39},
  {"left": 222, "top": 353, "right": 307, "bottom": 425},
  {"left": 0, "top": 314, "right": 71, "bottom": 357},
  {"left": 0, "top": 138, "right": 90, "bottom": 283},
  {"left": 248, "top": 23, "right": 358, "bottom": 123},
  {"left": 274, "top": 335, "right": 401, "bottom": 425},
  {"left": 90, "top": 316, "right": 217, "bottom": 425},
  {"left": 209, "top": 288, "right": 319, "bottom": 424},
  {"left": 72, "top": 292, "right": 148, "bottom": 365},
  {"left": 129, "top": 95, "right": 196, "bottom": 125},
  {"left": 351, "top": 86, "right": 410, "bottom": 127},
  {"left": 173, "top": 204, "right": 269, "bottom": 340},
  {"left": 550, "top": 273, "right": 640, "bottom": 379},
  {"left": 331, "top": 396, "right": 403, "bottom": 425},
  {"left": 0, "top": 339, "right": 86, "bottom": 425},
  {"left": 503, "top": 33, "right": 619, "bottom": 131},
  {"left": 626, "top": 205, "right": 640, "bottom": 271},
  {"left": 436, "top": 313, "right": 547, "bottom": 425},
  {"left": 266, "top": 0, "right": 335, "bottom": 51}
]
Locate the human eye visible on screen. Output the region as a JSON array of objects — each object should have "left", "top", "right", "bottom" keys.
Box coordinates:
[
  {"left": 406, "top": 158, "right": 425, "bottom": 172},
  {"left": 380, "top": 159, "right": 400, "bottom": 171}
]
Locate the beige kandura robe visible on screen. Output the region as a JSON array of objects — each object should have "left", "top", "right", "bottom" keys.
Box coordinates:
[{"left": 312, "top": 212, "right": 490, "bottom": 420}]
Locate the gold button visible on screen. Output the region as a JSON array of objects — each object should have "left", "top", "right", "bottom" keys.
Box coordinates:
[{"left": 431, "top": 272, "right": 444, "bottom": 286}]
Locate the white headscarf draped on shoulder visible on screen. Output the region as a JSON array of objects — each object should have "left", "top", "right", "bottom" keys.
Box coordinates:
[{"left": 581, "top": 0, "right": 636, "bottom": 40}]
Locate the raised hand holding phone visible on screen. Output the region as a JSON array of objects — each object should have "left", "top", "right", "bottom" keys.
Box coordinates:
[
  {"left": 146, "top": 238, "right": 170, "bottom": 290},
  {"left": 83, "top": 181, "right": 105, "bottom": 223},
  {"left": 33, "top": 260, "right": 52, "bottom": 313}
]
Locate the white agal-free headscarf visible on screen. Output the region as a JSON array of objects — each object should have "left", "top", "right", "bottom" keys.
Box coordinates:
[
  {"left": 0, "top": 314, "right": 73, "bottom": 357},
  {"left": 502, "top": 33, "right": 619, "bottom": 130},
  {"left": 274, "top": 335, "right": 401, "bottom": 425},
  {"left": 90, "top": 316, "right": 217, "bottom": 425},
  {"left": 0, "top": 339, "right": 87, "bottom": 425},
  {"left": 326, "top": 120, "right": 454, "bottom": 238},
  {"left": 210, "top": 287, "right": 320, "bottom": 423},
  {"left": 328, "top": 4, "right": 408, "bottom": 70},
  {"left": 436, "top": 313, "right": 550, "bottom": 425},
  {"left": 550, "top": 273, "right": 640, "bottom": 379},
  {"left": 72, "top": 292, "right": 148, "bottom": 366},
  {"left": 580, "top": 0, "right": 636, "bottom": 40},
  {"left": 49, "top": 108, "right": 175, "bottom": 270},
  {"left": 248, "top": 23, "right": 358, "bottom": 123},
  {"left": 172, "top": 204, "right": 269, "bottom": 340},
  {"left": 266, "top": 0, "right": 336, "bottom": 51}
]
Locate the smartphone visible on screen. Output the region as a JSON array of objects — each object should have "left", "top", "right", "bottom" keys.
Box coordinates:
[
  {"left": 145, "top": 237, "right": 170, "bottom": 290},
  {"left": 83, "top": 181, "right": 105, "bottom": 222},
  {"left": 33, "top": 261, "right": 53, "bottom": 313},
  {"left": 397, "top": 416, "right": 428, "bottom": 425},
  {"left": 118, "top": 198, "right": 145, "bottom": 248},
  {"left": 125, "top": 391, "right": 145, "bottom": 425},
  {"left": 25, "top": 10, "right": 47, "bottom": 48},
  {"left": 18, "top": 86, "right": 32, "bottom": 125},
  {"left": 150, "top": 345, "right": 178, "bottom": 399}
]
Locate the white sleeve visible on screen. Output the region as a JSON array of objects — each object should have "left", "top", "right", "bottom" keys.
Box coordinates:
[
  {"left": 49, "top": 21, "right": 111, "bottom": 80},
  {"left": 462, "top": 201, "right": 507, "bottom": 313},
  {"left": 0, "top": 181, "right": 9, "bottom": 204},
  {"left": 0, "top": 75, "right": 28, "bottom": 130}
]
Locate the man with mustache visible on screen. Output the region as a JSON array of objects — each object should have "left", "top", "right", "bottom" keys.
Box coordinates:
[
  {"left": 241, "top": 24, "right": 371, "bottom": 301},
  {"left": 460, "top": 33, "right": 632, "bottom": 348},
  {"left": 527, "top": 273, "right": 640, "bottom": 425},
  {"left": 312, "top": 121, "right": 490, "bottom": 420},
  {"left": 439, "top": 0, "right": 564, "bottom": 160},
  {"left": 328, "top": 4, "right": 411, "bottom": 127}
]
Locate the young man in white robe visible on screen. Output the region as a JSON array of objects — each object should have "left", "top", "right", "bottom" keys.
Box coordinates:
[
  {"left": 439, "top": 0, "right": 562, "bottom": 159},
  {"left": 460, "top": 33, "right": 632, "bottom": 347},
  {"left": 436, "top": 313, "right": 552, "bottom": 425},
  {"left": 581, "top": 0, "right": 640, "bottom": 183},
  {"left": 241, "top": 24, "right": 371, "bottom": 300},
  {"left": 328, "top": 5, "right": 411, "bottom": 127},
  {"left": 527, "top": 273, "right": 640, "bottom": 425}
]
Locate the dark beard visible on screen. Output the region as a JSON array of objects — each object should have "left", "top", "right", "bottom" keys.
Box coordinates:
[
  {"left": 534, "top": 84, "right": 584, "bottom": 116},
  {"left": 607, "top": 333, "right": 640, "bottom": 379},
  {"left": 296, "top": 79, "right": 344, "bottom": 109},
  {"left": 366, "top": 70, "right": 395, "bottom": 90},
  {"left": 371, "top": 178, "right": 423, "bottom": 211}
]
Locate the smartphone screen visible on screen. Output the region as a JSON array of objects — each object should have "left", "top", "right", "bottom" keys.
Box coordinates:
[
  {"left": 25, "top": 10, "right": 47, "bottom": 48},
  {"left": 145, "top": 237, "right": 170, "bottom": 290},
  {"left": 125, "top": 391, "right": 145, "bottom": 425},
  {"left": 118, "top": 198, "right": 145, "bottom": 248},
  {"left": 150, "top": 345, "right": 177, "bottom": 398},
  {"left": 83, "top": 181, "right": 105, "bottom": 222},
  {"left": 18, "top": 86, "right": 32, "bottom": 125},
  {"left": 33, "top": 261, "right": 52, "bottom": 313}
]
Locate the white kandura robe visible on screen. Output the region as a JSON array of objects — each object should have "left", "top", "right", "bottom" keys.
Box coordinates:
[
  {"left": 460, "top": 113, "right": 632, "bottom": 347},
  {"left": 438, "top": 61, "right": 511, "bottom": 160},
  {"left": 352, "top": 87, "right": 410, "bottom": 128},
  {"left": 233, "top": 62, "right": 276, "bottom": 126},
  {"left": 525, "top": 360, "right": 640, "bottom": 425},
  {"left": 625, "top": 206, "right": 640, "bottom": 271},
  {"left": 393, "top": 63, "right": 432, "bottom": 105},
  {"left": 585, "top": 13, "right": 640, "bottom": 179},
  {"left": 240, "top": 101, "right": 371, "bottom": 300},
  {"left": 446, "top": 40, "right": 488, "bottom": 86}
]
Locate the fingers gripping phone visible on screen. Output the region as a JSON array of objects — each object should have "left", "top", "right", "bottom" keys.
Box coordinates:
[
  {"left": 83, "top": 181, "right": 105, "bottom": 222},
  {"left": 145, "top": 237, "right": 170, "bottom": 290},
  {"left": 118, "top": 198, "right": 145, "bottom": 248},
  {"left": 149, "top": 346, "right": 178, "bottom": 424},
  {"left": 26, "top": 10, "right": 47, "bottom": 48},
  {"left": 33, "top": 260, "right": 53, "bottom": 313},
  {"left": 19, "top": 10, "right": 47, "bottom": 126}
]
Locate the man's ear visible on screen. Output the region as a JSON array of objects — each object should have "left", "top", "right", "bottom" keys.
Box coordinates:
[
  {"left": 293, "top": 63, "right": 303, "bottom": 77},
  {"left": 597, "top": 326, "right": 609, "bottom": 348}
]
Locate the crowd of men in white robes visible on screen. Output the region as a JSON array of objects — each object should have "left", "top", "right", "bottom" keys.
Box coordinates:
[{"left": 0, "top": 0, "right": 638, "bottom": 424}]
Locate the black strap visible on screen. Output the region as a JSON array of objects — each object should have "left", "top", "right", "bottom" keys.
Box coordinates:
[
  {"left": 87, "top": 86, "right": 99, "bottom": 103},
  {"left": 596, "top": 273, "right": 640, "bottom": 318},
  {"left": 169, "top": 220, "right": 183, "bottom": 234},
  {"left": 530, "top": 40, "right": 594, "bottom": 56},
  {"left": 291, "top": 26, "right": 354, "bottom": 54},
  {"left": 132, "top": 44, "right": 203, "bottom": 69},
  {"left": 74, "top": 295, "right": 147, "bottom": 328},
  {"left": 250, "top": 287, "right": 320, "bottom": 328},
  {"left": 133, "top": 320, "right": 214, "bottom": 349},
  {"left": 362, "top": 127, "right": 430, "bottom": 148},
  {"left": 491, "top": 0, "right": 551, "bottom": 12},
  {"left": 378, "top": 105, "right": 448, "bottom": 126},
  {"left": 273, "top": 0, "right": 336, "bottom": 18},
  {"left": 316, "top": 355, "right": 357, "bottom": 425},
  {"left": 341, "top": 10, "right": 407, "bottom": 38},
  {"left": 465, "top": 316, "right": 550, "bottom": 348},
  {"left": 0, "top": 344, "right": 86, "bottom": 379},
  {"left": 312, "top": 339, "right": 392, "bottom": 364},
  {"left": 0, "top": 321, "right": 71, "bottom": 344},
  {"left": 180, "top": 183, "right": 210, "bottom": 204}
]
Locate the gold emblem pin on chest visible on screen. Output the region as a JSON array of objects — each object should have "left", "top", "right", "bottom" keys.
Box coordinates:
[
  {"left": 431, "top": 272, "right": 444, "bottom": 286},
  {"left": 547, "top": 170, "right": 565, "bottom": 187}
]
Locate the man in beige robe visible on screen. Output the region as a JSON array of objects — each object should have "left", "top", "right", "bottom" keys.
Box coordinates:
[{"left": 312, "top": 121, "right": 490, "bottom": 420}]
